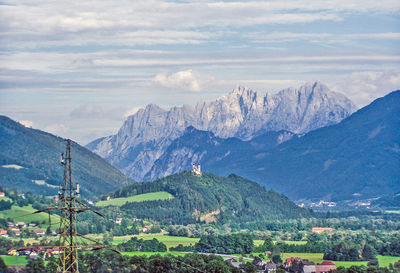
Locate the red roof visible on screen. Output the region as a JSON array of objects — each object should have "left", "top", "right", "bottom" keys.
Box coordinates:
[{"left": 321, "top": 261, "right": 335, "bottom": 265}]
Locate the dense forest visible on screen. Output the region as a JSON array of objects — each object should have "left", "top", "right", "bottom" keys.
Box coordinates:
[
  {"left": 104, "top": 172, "right": 311, "bottom": 226},
  {"left": 0, "top": 116, "right": 133, "bottom": 197}
]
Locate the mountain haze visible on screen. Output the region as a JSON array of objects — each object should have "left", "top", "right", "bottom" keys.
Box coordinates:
[
  {"left": 88, "top": 82, "right": 357, "bottom": 181},
  {"left": 0, "top": 116, "right": 133, "bottom": 197}
]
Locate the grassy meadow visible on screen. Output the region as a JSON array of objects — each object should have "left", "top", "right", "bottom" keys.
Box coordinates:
[
  {"left": 96, "top": 192, "right": 173, "bottom": 207},
  {"left": 0, "top": 204, "right": 59, "bottom": 225}
]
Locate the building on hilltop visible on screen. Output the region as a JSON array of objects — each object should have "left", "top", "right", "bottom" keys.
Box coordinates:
[{"left": 191, "top": 163, "right": 202, "bottom": 176}]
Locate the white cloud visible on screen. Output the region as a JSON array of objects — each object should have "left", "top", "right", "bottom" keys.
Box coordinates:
[
  {"left": 153, "top": 70, "right": 213, "bottom": 92},
  {"left": 123, "top": 107, "right": 141, "bottom": 118},
  {"left": 19, "top": 120, "right": 34, "bottom": 128},
  {"left": 2, "top": 0, "right": 399, "bottom": 50},
  {"left": 332, "top": 69, "right": 400, "bottom": 107},
  {"left": 44, "top": 123, "right": 68, "bottom": 136}
]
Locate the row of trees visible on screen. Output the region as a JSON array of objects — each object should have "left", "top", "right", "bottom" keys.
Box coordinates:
[
  {"left": 17, "top": 252, "right": 243, "bottom": 273},
  {"left": 117, "top": 237, "right": 167, "bottom": 252},
  {"left": 195, "top": 233, "right": 253, "bottom": 254}
]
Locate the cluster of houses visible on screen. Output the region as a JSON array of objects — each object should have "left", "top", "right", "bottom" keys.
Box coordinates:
[
  {"left": 0, "top": 221, "right": 46, "bottom": 238},
  {"left": 224, "top": 255, "right": 337, "bottom": 273},
  {"left": 8, "top": 247, "right": 62, "bottom": 259}
]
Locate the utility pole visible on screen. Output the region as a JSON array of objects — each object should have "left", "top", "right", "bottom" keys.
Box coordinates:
[
  {"left": 24, "top": 139, "right": 113, "bottom": 273},
  {"left": 58, "top": 139, "right": 79, "bottom": 273}
]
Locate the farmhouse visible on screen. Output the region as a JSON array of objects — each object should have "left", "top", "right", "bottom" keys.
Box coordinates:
[
  {"left": 303, "top": 261, "right": 316, "bottom": 273},
  {"left": 284, "top": 257, "right": 302, "bottom": 266},
  {"left": 16, "top": 222, "right": 26, "bottom": 228},
  {"left": 115, "top": 217, "right": 123, "bottom": 224},
  {"left": 0, "top": 192, "right": 5, "bottom": 197},
  {"left": 316, "top": 261, "right": 337, "bottom": 273},
  {"left": 36, "top": 230, "right": 45, "bottom": 236}
]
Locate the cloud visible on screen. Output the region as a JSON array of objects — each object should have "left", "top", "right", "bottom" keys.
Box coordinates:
[
  {"left": 44, "top": 123, "right": 68, "bottom": 136},
  {"left": 2, "top": 0, "right": 399, "bottom": 51},
  {"left": 70, "top": 104, "right": 106, "bottom": 119},
  {"left": 123, "top": 107, "right": 141, "bottom": 118},
  {"left": 19, "top": 120, "right": 34, "bottom": 128},
  {"left": 332, "top": 69, "right": 400, "bottom": 107},
  {"left": 70, "top": 104, "right": 137, "bottom": 120},
  {"left": 153, "top": 70, "right": 213, "bottom": 92}
]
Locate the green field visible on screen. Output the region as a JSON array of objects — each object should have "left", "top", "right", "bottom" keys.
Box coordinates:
[
  {"left": 122, "top": 251, "right": 186, "bottom": 257},
  {"left": 96, "top": 192, "right": 174, "bottom": 207},
  {"left": 280, "top": 253, "right": 400, "bottom": 268},
  {"left": 1, "top": 255, "right": 28, "bottom": 266},
  {"left": 0, "top": 204, "right": 59, "bottom": 225},
  {"left": 376, "top": 255, "right": 400, "bottom": 267}
]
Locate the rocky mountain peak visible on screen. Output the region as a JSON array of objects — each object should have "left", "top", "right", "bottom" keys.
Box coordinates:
[{"left": 87, "top": 82, "right": 357, "bottom": 181}]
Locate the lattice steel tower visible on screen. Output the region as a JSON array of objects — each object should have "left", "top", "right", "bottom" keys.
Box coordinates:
[{"left": 58, "top": 139, "right": 79, "bottom": 273}]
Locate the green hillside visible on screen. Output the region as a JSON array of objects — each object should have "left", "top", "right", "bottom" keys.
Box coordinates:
[
  {"left": 0, "top": 115, "right": 134, "bottom": 197},
  {"left": 0, "top": 204, "right": 59, "bottom": 225},
  {"left": 96, "top": 191, "right": 173, "bottom": 207},
  {"left": 105, "top": 172, "right": 311, "bottom": 225}
]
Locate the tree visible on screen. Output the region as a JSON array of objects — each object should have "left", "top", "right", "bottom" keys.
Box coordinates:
[
  {"left": 45, "top": 256, "right": 58, "bottom": 273},
  {"left": 362, "top": 244, "right": 376, "bottom": 260},
  {"left": 239, "top": 262, "right": 258, "bottom": 273},
  {"left": 272, "top": 254, "right": 282, "bottom": 264},
  {"left": 26, "top": 258, "right": 46, "bottom": 273}
]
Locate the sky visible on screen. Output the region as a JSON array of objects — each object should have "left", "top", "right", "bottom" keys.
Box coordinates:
[{"left": 0, "top": 0, "right": 399, "bottom": 145}]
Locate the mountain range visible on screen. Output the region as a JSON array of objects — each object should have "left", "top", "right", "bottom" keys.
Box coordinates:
[
  {"left": 0, "top": 116, "right": 133, "bottom": 197},
  {"left": 147, "top": 90, "right": 400, "bottom": 201},
  {"left": 87, "top": 81, "right": 357, "bottom": 181}
]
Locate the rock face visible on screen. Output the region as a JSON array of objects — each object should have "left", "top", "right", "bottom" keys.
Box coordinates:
[
  {"left": 87, "top": 81, "right": 357, "bottom": 181},
  {"left": 206, "top": 90, "right": 400, "bottom": 201}
]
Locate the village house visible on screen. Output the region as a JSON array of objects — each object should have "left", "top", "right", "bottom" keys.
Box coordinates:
[
  {"left": 303, "top": 261, "right": 316, "bottom": 273},
  {"left": 36, "top": 229, "right": 45, "bottom": 236},
  {"left": 8, "top": 248, "right": 19, "bottom": 256},
  {"left": 312, "top": 227, "right": 333, "bottom": 233},
  {"left": 15, "top": 231, "right": 22, "bottom": 236},
  {"left": 29, "top": 252, "right": 38, "bottom": 259},
  {"left": 11, "top": 226, "right": 20, "bottom": 232},
  {"left": 115, "top": 217, "right": 123, "bottom": 224},
  {"left": 142, "top": 225, "right": 151, "bottom": 232},
  {"left": 284, "top": 257, "right": 302, "bottom": 267},
  {"left": 315, "top": 261, "right": 337, "bottom": 273},
  {"left": 16, "top": 222, "right": 26, "bottom": 228},
  {"left": 0, "top": 229, "right": 8, "bottom": 237},
  {"left": 0, "top": 192, "right": 5, "bottom": 197}
]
